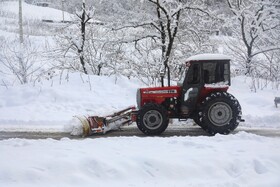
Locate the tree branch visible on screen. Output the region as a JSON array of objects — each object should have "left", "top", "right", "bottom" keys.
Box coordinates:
[{"left": 252, "top": 47, "right": 280, "bottom": 57}]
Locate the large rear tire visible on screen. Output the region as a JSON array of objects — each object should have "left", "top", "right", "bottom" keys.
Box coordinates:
[
  {"left": 193, "top": 112, "right": 207, "bottom": 130},
  {"left": 137, "top": 103, "right": 169, "bottom": 135},
  {"left": 199, "top": 92, "right": 242, "bottom": 135}
]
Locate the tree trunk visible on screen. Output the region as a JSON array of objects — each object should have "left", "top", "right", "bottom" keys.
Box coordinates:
[{"left": 79, "top": 1, "right": 87, "bottom": 74}]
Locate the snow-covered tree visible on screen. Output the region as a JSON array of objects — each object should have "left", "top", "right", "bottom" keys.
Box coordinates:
[
  {"left": 0, "top": 38, "right": 40, "bottom": 85},
  {"left": 225, "top": 0, "right": 280, "bottom": 75},
  {"left": 111, "top": 0, "right": 212, "bottom": 85},
  {"left": 55, "top": 1, "right": 94, "bottom": 74}
]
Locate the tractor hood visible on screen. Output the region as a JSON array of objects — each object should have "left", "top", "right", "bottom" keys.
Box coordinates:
[{"left": 137, "top": 86, "right": 181, "bottom": 108}]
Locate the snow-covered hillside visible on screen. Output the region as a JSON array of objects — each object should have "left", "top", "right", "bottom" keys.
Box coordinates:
[
  {"left": 0, "top": 1, "right": 72, "bottom": 22},
  {"left": 0, "top": 1, "right": 73, "bottom": 36}
]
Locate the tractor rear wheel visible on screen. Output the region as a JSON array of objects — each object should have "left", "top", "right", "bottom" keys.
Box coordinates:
[
  {"left": 199, "top": 92, "right": 242, "bottom": 135},
  {"left": 137, "top": 103, "right": 169, "bottom": 135},
  {"left": 193, "top": 112, "right": 207, "bottom": 130}
]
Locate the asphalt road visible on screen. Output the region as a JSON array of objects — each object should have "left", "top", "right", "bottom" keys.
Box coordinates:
[{"left": 0, "top": 125, "right": 280, "bottom": 140}]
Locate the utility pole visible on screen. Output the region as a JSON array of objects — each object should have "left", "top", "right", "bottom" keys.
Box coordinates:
[
  {"left": 19, "top": 0, "right": 27, "bottom": 84},
  {"left": 62, "top": 0, "right": 65, "bottom": 22},
  {"left": 19, "top": 0, "right": 23, "bottom": 44}
]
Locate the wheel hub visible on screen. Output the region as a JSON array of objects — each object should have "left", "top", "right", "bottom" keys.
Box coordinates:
[
  {"left": 208, "top": 102, "right": 232, "bottom": 126},
  {"left": 149, "top": 116, "right": 157, "bottom": 123},
  {"left": 143, "top": 110, "right": 163, "bottom": 130}
]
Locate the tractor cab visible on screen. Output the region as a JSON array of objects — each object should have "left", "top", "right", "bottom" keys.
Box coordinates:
[
  {"left": 179, "top": 54, "right": 231, "bottom": 86},
  {"left": 179, "top": 54, "right": 231, "bottom": 116},
  {"left": 136, "top": 53, "right": 242, "bottom": 136}
]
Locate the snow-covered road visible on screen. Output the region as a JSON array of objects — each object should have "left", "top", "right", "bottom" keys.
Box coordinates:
[{"left": 1, "top": 125, "right": 280, "bottom": 140}]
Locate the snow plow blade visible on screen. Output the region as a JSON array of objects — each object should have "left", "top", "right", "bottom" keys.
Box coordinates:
[{"left": 74, "top": 106, "right": 137, "bottom": 137}]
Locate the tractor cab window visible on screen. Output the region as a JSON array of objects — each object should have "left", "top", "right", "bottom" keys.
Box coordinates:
[
  {"left": 186, "top": 63, "right": 200, "bottom": 84},
  {"left": 203, "top": 62, "right": 230, "bottom": 84}
]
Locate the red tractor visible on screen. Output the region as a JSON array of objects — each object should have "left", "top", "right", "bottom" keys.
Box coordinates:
[
  {"left": 79, "top": 54, "right": 243, "bottom": 137},
  {"left": 136, "top": 54, "right": 243, "bottom": 135}
]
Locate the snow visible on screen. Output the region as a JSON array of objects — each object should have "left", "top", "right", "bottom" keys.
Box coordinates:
[
  {"left": 0, "top": 132, "right": 280, "bottom": 187},
  {"left": 0, "top": 68, "right": 278, "bottom": 187},
  {"left": 229, "top": 76, "right": 280, "bottom": 129},
  {"left": 0, "top": 73, "right": 141, "bottom": 132},
  {"left": 0, "top": 1, "right": 280, "bottom": 186},
  {"left": 0, "top": 1, "right": 73, "bottom": 22},
  {"left": 204, "top": 81, "right": 229, "bottom": 88},
  {"left": 186, "top": 53, "right": 231, "bottom": 61}
]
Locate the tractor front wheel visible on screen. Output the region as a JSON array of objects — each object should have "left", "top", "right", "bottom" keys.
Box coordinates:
[
  {"left": 137, "top": 103, "right": 169, "bottom": 135},
  {"left": 199, "top": 92, "right": 242, "bottom": 135}
]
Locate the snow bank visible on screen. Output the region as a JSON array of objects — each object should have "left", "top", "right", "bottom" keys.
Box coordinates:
[
  {"left": 0, "top": 73, "right": 142, "bottom": 132},
  {"left": 229, "top": 76, "right": 280, "bottom": 129},
  {"left": 0, "top": 132, "right": 279, "bottom": 187},
  {"left": 0, "top": 73, "right": 279, "bottom": 132}
]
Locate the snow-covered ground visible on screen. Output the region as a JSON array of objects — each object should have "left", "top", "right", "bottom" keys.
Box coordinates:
[{"left": 1, "top": 133, "right": 280, "bottom": 187}]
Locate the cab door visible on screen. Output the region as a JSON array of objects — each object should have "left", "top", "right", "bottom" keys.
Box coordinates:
[{"left": 180, "top": 62, "right": 203, "bottom": 116}]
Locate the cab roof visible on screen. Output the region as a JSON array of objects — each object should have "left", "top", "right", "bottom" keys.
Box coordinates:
[{"left": 186, "top": 53, "right": 231, "bottom": 62}]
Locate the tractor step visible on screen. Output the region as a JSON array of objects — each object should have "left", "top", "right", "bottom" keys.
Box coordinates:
[{"left": 77, "top": 106, "right": 137, "bottom": 137}]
